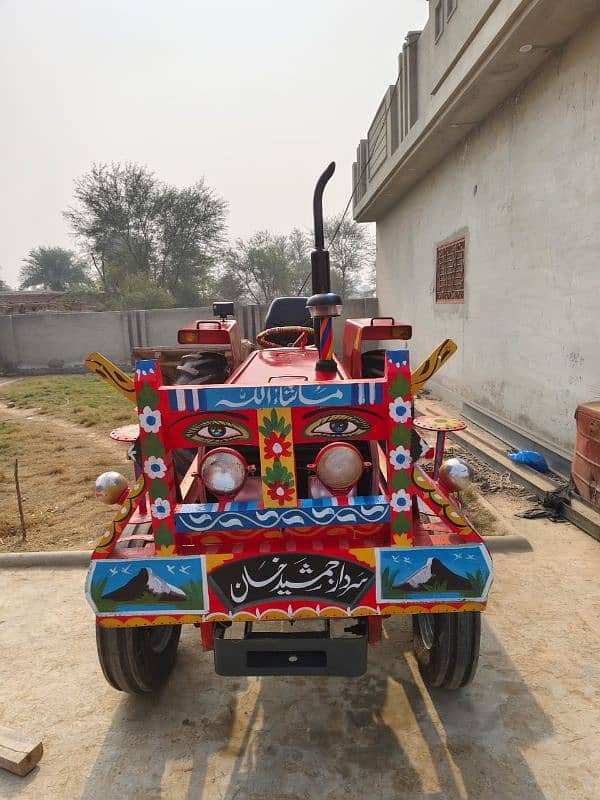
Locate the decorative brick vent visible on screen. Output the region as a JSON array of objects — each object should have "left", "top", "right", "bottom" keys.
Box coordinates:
[{"left": 435, "top": 237, "right": 465, "bottom": 303}]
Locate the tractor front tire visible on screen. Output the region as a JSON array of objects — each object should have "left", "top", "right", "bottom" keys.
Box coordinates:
[
  {"left": 96, "top": 623, "right": 181, "bottom": 694},
  {"left": 412, "top": 611, "right": 481, "bottom": 689}
]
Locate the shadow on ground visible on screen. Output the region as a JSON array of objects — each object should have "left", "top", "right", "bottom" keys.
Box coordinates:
[{"left": 72, "top": 616, "right": 551, "bottom": 800}]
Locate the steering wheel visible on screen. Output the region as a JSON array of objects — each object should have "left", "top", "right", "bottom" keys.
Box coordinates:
[{"left": 256, "top": 326, "right": 315, "bottom": 349}]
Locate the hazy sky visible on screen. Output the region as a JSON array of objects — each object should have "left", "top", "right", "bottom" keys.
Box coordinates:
[{"left": 0, "top": 0, "right": 427, "bottom": 286}]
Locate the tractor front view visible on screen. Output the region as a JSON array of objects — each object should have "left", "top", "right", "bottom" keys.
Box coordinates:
[{"left": 85, "top": 163, "right": 492, "bottom": 693}]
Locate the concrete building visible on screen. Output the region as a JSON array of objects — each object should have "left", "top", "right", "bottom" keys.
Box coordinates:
[{"left": 353, "top": 0, "right": 600, "bottom": 472}]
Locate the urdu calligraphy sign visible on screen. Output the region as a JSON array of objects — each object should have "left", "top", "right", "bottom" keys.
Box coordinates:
[{"left": 209, "top": 553, "right": 375, "bottom": 611}]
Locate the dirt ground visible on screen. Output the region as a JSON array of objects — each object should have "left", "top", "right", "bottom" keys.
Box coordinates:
[
  {"left": 0, "top": 403, "right": 133, "bottom": 552},
  {"left": 1, "top": 500, "right": 599, "bottom": 800}
]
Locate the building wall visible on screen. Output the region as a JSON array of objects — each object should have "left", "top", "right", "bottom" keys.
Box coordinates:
[{"left": 376, "top": 16, "right": 600, "bottom": 456}]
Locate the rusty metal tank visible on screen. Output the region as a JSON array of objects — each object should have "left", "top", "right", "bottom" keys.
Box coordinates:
[{"left": 572, "top": 402, "right": 600, "bottom": 507}]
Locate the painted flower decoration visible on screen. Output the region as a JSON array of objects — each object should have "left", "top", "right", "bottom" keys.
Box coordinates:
[
  {"left": 389, "top": 445, "right": 411, "bottom": 470},
  {"left": 139, "top": 406, "right": 162, "bottom": 434},
  {"left": 144, "top": 456, "right": 167, "bottom": 480},
  {"left": 263, "top": 431, "right": 292, "bottom": 461},
  {"left": 150, "top": 498, "right": 171, "bottom": 519},
  {"left": 389, "top": 397, "right": 411, "bottom": 423},
  {"left": 390, "top": 489, "right": 411, "bottom": 513},
  {"left": 267, "top": 481, "right": 295, "bottom": 506}
]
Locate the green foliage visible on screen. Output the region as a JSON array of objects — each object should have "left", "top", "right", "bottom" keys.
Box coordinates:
[
  {"left": 137, "top": 385, "right": 160, "bottom": 411},
  {"left": 390, "top": 374, "right": 410, "bottom": 399},
  {"left": 264, "top": 460, "right": 294, "bottom": 487},
  {"left": 217, "top": 217, "right": 375, "bottom": 305},
  {"left": 154, "top": 524, "right": 175, "bottom": 548},
  {"left": 258, "top": 408, "right": 292, "bottom": 437},
  {"left": 179, "top": 578, "right": 205, "bottom": 610},
  {"left": 90, "top": 576, "right": 118, "bottom": 612},
  {"left": 323, "top": 214, "right": 376, "bottom": 297},
  {"left": 390, "top": 424, "right": 411, "bottom": 448},
  {"left": 381, "top": 566, "right": 409, "bottom": 599},
  {"left": 465, "top": 569, "right": 486, "bottom": 597},
  {"left": 64, "top": 162, "right": 227, "bottom": 305},
  {"left": 19, "top": 246, "right": 90, "bottom": 291},
  {"left": 148, "top": 479, "right": 168, "bottom": 499},
  {"left": 391, "top": 513, "right": 411, "bottom": 533},
  {"left": 106, "top": 275, "right": 176, "bottom": 310},
  {"left": 391, "top": 469, "right": 411, "bottom": 491}
]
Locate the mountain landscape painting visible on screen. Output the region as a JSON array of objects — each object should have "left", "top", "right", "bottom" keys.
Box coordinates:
[
  {"left": 377, "top": 545, "right": 492, "bottom": 603},
  {"left": 87, "top": 556, "right": 207, "bottom": 616}
]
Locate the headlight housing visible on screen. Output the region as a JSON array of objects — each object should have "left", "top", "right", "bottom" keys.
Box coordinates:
[
  {"left": 313, "top": 442, "right": 365, "bottom": 493},
  {"left": 200, "top": 448, "right": 248, "bottom": 497}
]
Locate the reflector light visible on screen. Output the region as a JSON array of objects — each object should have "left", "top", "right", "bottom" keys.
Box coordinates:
[{"left": 178, "top": 330, "right": 200, "bottom": 344}]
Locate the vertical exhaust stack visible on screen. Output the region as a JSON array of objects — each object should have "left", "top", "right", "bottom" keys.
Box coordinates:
[
  {"left": 311, "top": 161, "right": 335, "bottom": 294},
  {"left": 308, "top": 162, "right": 342, "bottom": 379}
]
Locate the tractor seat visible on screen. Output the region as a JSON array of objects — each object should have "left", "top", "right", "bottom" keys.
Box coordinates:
[{"left": 262, "top": 297, "right": 313, "bottom": 347}]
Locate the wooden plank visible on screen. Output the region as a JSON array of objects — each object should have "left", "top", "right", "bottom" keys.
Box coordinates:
[{"left": 0, "top": 726, "right": 43, "bottom": 776}]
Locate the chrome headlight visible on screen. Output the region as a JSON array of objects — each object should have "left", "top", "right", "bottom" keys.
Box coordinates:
[
  {"left": 200, "top": 448, "right": 248, "bottom": 497},
  {"left": 313, "top": 443, "right": 365, "bottom": 492}
]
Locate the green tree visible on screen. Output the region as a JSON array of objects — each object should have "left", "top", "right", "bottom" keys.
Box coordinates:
[
  {"left": 0, "top": 272, "right": 11, "bottom": 291},
  {"left": 64, "top": 162, "right": 227, "bottom": 302},
  {"left": 19, "top": 247, "right": 90, "bottom": 291},
  {"left": 220, "top": 231, "right": 307, "bottom": 306},
  {"left": 323, "top": 215, "right": 375, "bottom": 297}
]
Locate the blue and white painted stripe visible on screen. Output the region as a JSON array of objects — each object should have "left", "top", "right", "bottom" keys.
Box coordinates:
[
  {"left": 176, "top": 495, "right": 390, "bottom": 533},
  {"left": 167, "top": 381, "right": 384, "bottom": 413}
]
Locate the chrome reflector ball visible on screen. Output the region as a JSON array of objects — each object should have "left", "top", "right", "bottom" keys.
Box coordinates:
[
  {"left": 439, "top": 457, "right": 474, "bottom": 491},
  {"left": 95, "top": 471, "right": 128, "bottom": 504}
]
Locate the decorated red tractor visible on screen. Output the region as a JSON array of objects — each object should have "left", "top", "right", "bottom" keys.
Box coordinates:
[{"left": 85, "top": 163, "right": 492, "bottom": 693}]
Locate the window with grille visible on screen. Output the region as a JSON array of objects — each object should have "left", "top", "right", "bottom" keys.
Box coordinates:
[{"left": 436, "top": 237, "right": 465, "bottom": 302}]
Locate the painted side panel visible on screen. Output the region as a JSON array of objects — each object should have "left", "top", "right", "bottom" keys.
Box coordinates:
[
  {"left": 86, "top": 556, "right": 208, "bottom": 617},
  {"left": 90, "top": 543, "right": 492, "bottom": 627},
  {"left": 376, "top": 544, "right": 492, "bottom": 604}
]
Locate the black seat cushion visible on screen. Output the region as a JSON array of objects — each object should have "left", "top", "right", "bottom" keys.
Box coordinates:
[{"left": 262, "top": 297, "right": 313, "bottom": 346}]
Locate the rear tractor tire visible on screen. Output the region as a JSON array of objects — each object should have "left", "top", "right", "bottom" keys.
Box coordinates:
[
  {"left": 412, "top": 611, "right": 481, "bottom": 689},
  {"left": 175, "top": 352, "right": 229, "bottom": 386},
  {"left": 96, "top": 623, "right": 181, "bottom": 694}
]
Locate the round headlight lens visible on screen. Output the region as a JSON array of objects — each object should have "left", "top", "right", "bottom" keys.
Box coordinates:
[
  {"left": 314, "top": 443, "right": 364, "bottom": 492},
  {"left": 200, "top": 448, "right": 247, "bottom": 496}
]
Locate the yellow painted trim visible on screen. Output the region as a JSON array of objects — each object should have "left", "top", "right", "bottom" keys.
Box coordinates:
[
  {"left": 85, "top": 352, "right": 135, "bottom": 401},
  {"left": 411, "top": 339, "right": 457, "bottom": 394}
]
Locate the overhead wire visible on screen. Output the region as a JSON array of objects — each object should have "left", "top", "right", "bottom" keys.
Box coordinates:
[{"left": 298, "top": 72, "right": 402, "bottom": 295}]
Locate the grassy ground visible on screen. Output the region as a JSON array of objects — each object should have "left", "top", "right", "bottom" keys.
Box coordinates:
[
  {"left": 0, "top": 374, "right": 135, "bottom": 431},
  {"left": 0, "top": 415, "right": 133, "bottom": 552}
]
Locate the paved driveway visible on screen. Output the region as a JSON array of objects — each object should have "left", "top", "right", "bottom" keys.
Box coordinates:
[{"left": 1, "top": 514, "right": 599, "bottom": 800}]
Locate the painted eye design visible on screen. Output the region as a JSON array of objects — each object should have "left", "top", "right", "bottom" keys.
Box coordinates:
[
  {"left": 184, "top": 418, "right": 251, "bottom": 444},
  {"left": 303, "top": 413, "right": 371, "bottom": 439}
]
